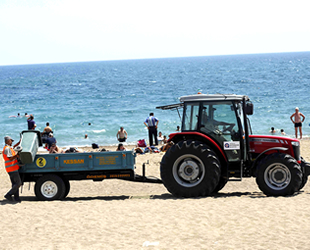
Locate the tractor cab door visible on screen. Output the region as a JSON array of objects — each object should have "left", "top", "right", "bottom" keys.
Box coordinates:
[{"left": 199, "top": 101, "right": 243, "bottom": 162}]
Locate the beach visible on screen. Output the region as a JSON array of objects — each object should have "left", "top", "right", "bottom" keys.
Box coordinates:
[{"left": 1, "top": 140, "right": 310, "bottom": 249}]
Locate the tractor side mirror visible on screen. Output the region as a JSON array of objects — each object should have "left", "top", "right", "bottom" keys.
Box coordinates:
[{"left": 245, "top": 103, "right": 254, "bottom": 115}]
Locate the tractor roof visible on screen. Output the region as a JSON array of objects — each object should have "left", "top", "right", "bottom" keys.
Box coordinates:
[
  {"left": 180, "top": 94, "right": 250, "bottom": 102},
  {"left": 156, "top": 94, "right": 250, "bottom": 110}
]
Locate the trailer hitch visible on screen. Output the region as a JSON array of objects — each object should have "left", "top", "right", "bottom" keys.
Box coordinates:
[{"left": 135, "top": 160, "right": 162, "bottom": 183}]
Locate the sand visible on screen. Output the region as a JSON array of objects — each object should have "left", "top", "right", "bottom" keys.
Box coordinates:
[{"left": 1, "top": 140, "right": 310, "bottom": 249}]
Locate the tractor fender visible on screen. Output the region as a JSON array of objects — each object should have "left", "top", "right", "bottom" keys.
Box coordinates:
[
  {"left": 168, "top": 132, "right": 227, "bottom": 162},
  {"left": 252, "top": 147, "right": 289, "bottom": 169}
]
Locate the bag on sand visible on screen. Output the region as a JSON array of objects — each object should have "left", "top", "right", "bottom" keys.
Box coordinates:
[{"left": 137, "top": 139, "right": 147, "bottom": 147}]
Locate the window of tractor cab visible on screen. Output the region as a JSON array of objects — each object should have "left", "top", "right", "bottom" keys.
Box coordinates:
[
  {"left": 200, "top": 101, "right": 241, "bottom": 147},
  {"left": 182, "top": 102, "right": 200, "bottom": 131}
]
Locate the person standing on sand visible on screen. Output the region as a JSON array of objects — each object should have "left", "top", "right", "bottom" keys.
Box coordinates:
[
  {"left": 290, "top": 107, "right": 305, "bottom": 139},
  {"left": 2, "top": 136, "right": 22, "bottom": 202},
  {"left": 144, "top": 113, "right": 159, "bottom": 146}
]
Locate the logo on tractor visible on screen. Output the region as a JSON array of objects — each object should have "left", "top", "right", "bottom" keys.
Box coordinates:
[
  {"left": 223, "top": 141, "right": 240, "bottom": 150},
  {"left": 36, "top": 157, "right": 47, "bottom": 168}
]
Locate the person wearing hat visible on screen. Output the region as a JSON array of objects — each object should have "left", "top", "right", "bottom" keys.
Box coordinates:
[
  {"left": 290, "top": 107, "right": 306, "bottom": 139},
  {"left": 27, "top": 114, "right": 36, "bottom": 130},
  {"left": 45, "top": 132, "right": 57, "bottom": 151},
  {"left": 2, "top": 136, "right": 22, "bottom": 202}
]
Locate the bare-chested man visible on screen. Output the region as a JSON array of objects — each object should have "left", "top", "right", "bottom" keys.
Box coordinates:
[
  {"left": 290, "top": 107, "right": 305, "bottom": 139},
  {"left": 116, "top": 127, "right": 128, "bottom": 142}
]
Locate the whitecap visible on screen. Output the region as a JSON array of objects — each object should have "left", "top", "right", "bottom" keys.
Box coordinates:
[{"left": 93, "top": 129, "right": 106, "bottom": 133}]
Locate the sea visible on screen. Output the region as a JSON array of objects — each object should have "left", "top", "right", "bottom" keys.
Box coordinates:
[{"left": 1, "top": 52, "right": 310, "bottom": 148}]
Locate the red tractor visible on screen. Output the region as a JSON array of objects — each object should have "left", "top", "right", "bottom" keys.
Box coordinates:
[{"left": 157, "top": 94, "right": 310, "bottom": 197}]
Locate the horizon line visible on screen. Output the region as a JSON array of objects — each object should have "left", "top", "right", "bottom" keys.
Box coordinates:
[{"left": 1, "top": 50, "right": 309, "bottom": 67}]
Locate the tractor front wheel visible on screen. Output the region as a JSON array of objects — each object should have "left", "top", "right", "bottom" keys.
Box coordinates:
[
  {"left": 299, "top": 158, "right": 309, "bottom": 190},
  {"left": 256, "top": 153, "right": 302, "bottom": 196}
]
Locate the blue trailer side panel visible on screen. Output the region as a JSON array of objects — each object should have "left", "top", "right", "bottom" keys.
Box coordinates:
[{"left": 19, "top": 151, "right": 136, "bottom": 174}]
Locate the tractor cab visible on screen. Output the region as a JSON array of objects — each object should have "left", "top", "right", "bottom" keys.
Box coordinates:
[{"left": 158, "top": 94, "right": 253, "bottom": 166}]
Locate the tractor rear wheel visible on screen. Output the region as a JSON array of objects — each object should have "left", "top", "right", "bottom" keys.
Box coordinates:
[
  {"left": 212, "top": 176, "right": 228, "bottom": 194},
  {"left": 160, "top": 140, "right": 221, "bottom": 197},
  {"left": 256, "top": 153, "right": 302, "bottom": 196}
]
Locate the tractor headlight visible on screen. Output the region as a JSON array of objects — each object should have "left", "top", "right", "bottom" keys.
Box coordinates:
[{"left": 291, "top": 141, "right": 299, "bottom": 147}]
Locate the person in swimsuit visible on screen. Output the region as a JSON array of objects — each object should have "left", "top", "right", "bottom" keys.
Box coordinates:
[
  {"left": 290, "top": 107, "right": 305, "bottom": 139},
  {"left": 43, "top": 122, "right": 53, "bottom": 133},
  {"left": 116, "top": 127, "right": 128, "bottom": 142}
]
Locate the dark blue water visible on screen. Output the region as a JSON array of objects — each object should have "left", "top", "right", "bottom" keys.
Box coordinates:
[{"left": 1, "top": 52, "right": 310, "bottom": 147}]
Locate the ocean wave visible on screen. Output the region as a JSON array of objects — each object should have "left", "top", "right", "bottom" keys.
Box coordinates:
[
  {"left": 93, "top": 129, "right": 106, "bottom": 133},
  {"left": 2, "top": 52, "right": 310, "bottom": 148}
]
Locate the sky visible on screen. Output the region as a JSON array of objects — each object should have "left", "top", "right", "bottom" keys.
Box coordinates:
[{"left": 0, "top": 0, "right": 310, "bottom": 66}]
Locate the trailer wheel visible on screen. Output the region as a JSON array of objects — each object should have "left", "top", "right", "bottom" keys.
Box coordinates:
[
  {"left": 63, "top": 178, "right": 71, "bottom": 199},
  {"left": 35, "top": 174, "right": 66, "bottom": 201},
  {"left": 256, "top": 153, "right": 302, "bottom": 196},
  {"left": 160, "top": 140, "right": 221, "bottom": 197}
]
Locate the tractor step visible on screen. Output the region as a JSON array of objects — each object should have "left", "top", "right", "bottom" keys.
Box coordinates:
[{"left": 228, "top": 178, "right": 242, "bottom": 182}]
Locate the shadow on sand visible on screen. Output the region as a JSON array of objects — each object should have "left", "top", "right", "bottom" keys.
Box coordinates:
[{"left": 1, "top": 190, "right": 305, "bottom": 204}]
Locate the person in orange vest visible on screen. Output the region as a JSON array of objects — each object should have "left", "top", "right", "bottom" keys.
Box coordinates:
[{"left": 3, "top": 136, "right": 22, "bottom": 202}]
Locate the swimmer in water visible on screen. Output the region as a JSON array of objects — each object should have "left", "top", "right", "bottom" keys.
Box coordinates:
[
  {"left": 269, "top": 127, "right": 276, "bottom": 134},
  {"left": 9, "top": 113, "right": 21, "bottom": 118}
]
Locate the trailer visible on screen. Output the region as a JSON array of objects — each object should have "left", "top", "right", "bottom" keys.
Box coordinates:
[{"left": 18, "top": 131, "right": 161, "bottom": 201}]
